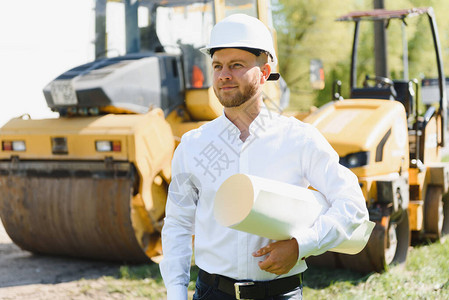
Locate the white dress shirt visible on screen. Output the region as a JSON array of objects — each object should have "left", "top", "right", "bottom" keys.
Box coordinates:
[{"left": 160, "top": 107, "right": 369, "bottom": 300}]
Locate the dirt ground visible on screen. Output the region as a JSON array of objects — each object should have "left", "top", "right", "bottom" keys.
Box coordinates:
[{"left": 0, "top": 218, "right": 126, "bottom": 299}]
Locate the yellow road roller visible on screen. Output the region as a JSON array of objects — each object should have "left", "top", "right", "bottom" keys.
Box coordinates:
[
  {"left": 0, "top": 0, "right": 285, "bottom": 262},
  {"left": 304, "top": 8, "right": 449, "bottom": 273}
]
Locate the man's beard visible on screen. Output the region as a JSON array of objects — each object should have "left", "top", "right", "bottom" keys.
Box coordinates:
[{"left": 215, "top": 78, "right": 259, "bottom": 108}]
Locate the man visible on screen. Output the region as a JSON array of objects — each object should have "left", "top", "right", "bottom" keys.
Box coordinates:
[{"left": 160, "top": 14, "right": 369, "bottom": 300}]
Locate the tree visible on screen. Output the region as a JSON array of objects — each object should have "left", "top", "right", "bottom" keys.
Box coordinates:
[
  {"left": 274, "top": 0, "right": 449, "bottom": 112},
  {"left": 273, "top": 0, "right": 369, "bottom": 111}
]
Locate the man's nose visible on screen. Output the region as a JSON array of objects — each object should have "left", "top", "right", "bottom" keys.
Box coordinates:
[{"left": 218, "top": 66, "right": 232, "bottom": 80}]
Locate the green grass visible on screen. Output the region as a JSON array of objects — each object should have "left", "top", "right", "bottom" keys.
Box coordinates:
[
  {"left": 98, "top": 263, "right": 167, "bottom": 299},
  {"left": 302, "top": 239, "right": 449, "bottom": 299},
  {"left": 93, "top": 238, "right": 448, "bottom": 299}
]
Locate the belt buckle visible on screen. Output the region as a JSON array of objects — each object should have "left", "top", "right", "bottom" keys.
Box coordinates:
[{"left": 234, "top": 281, "right": 255, "bottom": 300}]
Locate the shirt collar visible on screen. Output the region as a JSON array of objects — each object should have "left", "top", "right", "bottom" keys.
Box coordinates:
[{"left": 219, "top": 103, "right": 278, "bottom": 139}]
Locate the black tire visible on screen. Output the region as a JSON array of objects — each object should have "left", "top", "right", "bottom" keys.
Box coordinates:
[
  {"left": 339, "top": 210, "right": 410, "bottom": 273},
  {"left": 442, "top": 193, "right": 449, "bottom": 236},
  {"left": 424, "top": 185, "right": 444, "bottom": 241}
]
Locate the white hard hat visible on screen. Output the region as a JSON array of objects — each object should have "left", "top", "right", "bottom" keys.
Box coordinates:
[{"left": 201, "top": 14, "right": 279, "bottom": 80}]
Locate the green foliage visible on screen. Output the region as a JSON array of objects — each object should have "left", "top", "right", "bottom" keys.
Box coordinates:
[
  {"left": 274, "top": 0, "right": 449, "bottom": 112},
  {"left": 273, "top": 0, "right": 367, "bottom": 111}
]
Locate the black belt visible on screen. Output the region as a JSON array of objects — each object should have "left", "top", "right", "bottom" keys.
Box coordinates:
[{"left": 198, "top": 269, "right": 302, "bottom": 299}]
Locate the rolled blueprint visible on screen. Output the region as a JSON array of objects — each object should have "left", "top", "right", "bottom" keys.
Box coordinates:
[{"left": 213, "top": 174, "right": 375, "bottom": 255}]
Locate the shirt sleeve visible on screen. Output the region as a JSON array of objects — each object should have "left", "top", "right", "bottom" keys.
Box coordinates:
[
  {"left": 159, "top": 139, "right": 198, "bottom": 300},
  {"left": 292, "top": 124, "right": 369, "bottom": 260}
]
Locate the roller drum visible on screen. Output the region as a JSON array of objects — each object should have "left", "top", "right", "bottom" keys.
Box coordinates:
[{"left": 0, "top": 160, "right": 151, "bottom": 262}]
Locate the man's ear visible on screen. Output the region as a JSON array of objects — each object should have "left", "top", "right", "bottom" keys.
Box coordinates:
[{"left": 260, "top": 63, "right": 271, "bottom": 84}]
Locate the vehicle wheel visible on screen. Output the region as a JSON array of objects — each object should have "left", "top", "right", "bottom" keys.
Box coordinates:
[
  {"left": 442, "top": 193, "right": 449, "bottom": 236},
  {"left": 424, "top": 185, "right": 444, "bottom": 241},
  {"left": 338, "top": 210, "right": 410, "bottom": 273},
  {"left": 305, "top": 251, "right": 340, "bottom": 269}
]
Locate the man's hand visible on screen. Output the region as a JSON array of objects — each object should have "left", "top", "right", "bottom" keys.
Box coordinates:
[{"left": 252, "top": 239, "right": 299, "bottom": 275}]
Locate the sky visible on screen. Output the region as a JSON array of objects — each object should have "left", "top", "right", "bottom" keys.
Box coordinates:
[{"left": 0, "top": 0, "right": 95, "bottom": 127}]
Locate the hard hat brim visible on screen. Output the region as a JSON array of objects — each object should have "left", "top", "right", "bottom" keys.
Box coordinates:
[
  {"left": 200, "top": 44, "right": 278, "bottom": 66},
  {"left": 200, "top": 46, "right": 280, "bottom": 81}
]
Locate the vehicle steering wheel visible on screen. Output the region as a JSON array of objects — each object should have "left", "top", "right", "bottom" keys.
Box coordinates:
[{"left": 363, "top": 75, "right": 394, "bottom": 88}]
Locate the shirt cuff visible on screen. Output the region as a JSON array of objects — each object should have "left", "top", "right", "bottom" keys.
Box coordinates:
[
  {"left": 292, "top": 227, "right": 319, "bottom": 260},
  {"left": 166, "top": 284, "right": 188, "bottom": 300}
]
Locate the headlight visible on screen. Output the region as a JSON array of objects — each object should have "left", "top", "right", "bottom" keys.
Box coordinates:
[
  {"left": 95, "top": 141, "right": 121, "bottom": 152},
  {"left": 2, "top": 140, "right": 26, "bottom": 151},
  {"left": 340, "top": 151, "right": 369, "bottom": 168}
]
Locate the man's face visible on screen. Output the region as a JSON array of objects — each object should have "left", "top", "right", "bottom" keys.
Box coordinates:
[{"left": 212, "top": 48, "right": 266, "bottom": 108}]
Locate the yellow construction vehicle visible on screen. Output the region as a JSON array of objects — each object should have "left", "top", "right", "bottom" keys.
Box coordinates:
[
  {"left": 0, "top": 0, "right": 286, "bottom": 262},
  {"left": 304, "top": 8, "right": 449, "bottom": 273}
]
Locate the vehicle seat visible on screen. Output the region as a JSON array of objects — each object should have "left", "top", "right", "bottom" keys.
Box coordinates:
[
  {"left": 393, "top": 80, "right": 414, "bottom": 118},
  {"left": 350, "top": 86, "right": 396, "bottom": 100}
]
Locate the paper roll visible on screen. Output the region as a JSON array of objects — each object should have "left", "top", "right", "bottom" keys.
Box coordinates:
[{"left": 213, "top": 174, "right": 374, "bottom": 255}]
